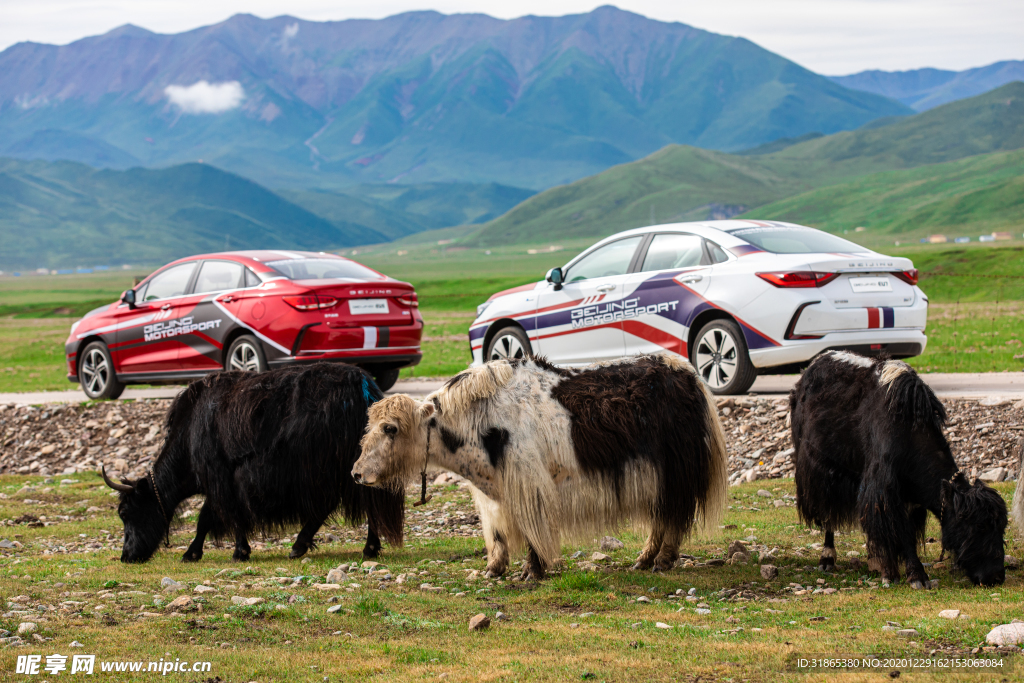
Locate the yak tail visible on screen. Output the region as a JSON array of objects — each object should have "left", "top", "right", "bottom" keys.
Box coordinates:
[
  {"left": 879, "top": 359, "right": 946, "bottom": 431},
  {"left": 1013, "top": 438, "right": 1024, "bottom": 538},
  {"left": 695, "top": 377, "right": 728, "bottom": 537}
]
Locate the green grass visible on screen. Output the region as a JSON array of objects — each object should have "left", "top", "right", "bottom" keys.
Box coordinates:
[
  {"left": 909, "top": 301, "right": 1024, "bottom": 374},
  {"left": 0, "top": 474, "right": 1019, "bottom": 681}
]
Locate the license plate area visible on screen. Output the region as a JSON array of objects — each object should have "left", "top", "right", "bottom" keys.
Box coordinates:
[
  {"left": 349, "top": 299, "right": 390, "bottom": 315},
  {"left": 849, "top": 276, "right": 892, "bottom": 293}
]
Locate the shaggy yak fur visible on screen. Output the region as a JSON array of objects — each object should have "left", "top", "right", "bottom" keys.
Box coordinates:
[
  {"left": 791, "top": 351, "right": 1007, "bottom": 587},
  {"left": 104, "top": 363, "right": 404, "bottom": 563},
  {"left": 353, "top": 353, "right": 728, "bottom": 579}
]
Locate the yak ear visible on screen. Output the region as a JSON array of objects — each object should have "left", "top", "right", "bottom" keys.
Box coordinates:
[{"left": 418, "top": 401, "right": 436, "bottom": 421}]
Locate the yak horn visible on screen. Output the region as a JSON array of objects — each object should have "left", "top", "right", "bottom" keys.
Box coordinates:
[{"left": 101, "top": 465, "right": 134, "bottom": 492}]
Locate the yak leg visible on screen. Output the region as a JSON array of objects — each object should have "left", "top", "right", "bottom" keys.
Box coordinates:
[
  {"left": 652, "top": 530, "right": 681, "bottom": 572},
  {"left": 633, "top": 527, "right": 664, "bottom": 571},
  {"left": 182, "top": 500, "right": 218, "bottom": 563},
  {"left": 232, "top": 528, "right": 252, "bottom": 562},
  {"left": 289, "top": 517, "right": 327, "bottom": 559},
  {"left": 859, "top": 469, "right": 925, "bottom": 586},
  {"left": 362, "top": 523, "right": 382, "bottom": 559},
  {"left": 902, "top": 506, "right": 930, "bottom": 589},
  {"left": 520, "top": 545, "right": 546, "bottom": 581},
  {"left": 485, "top": 530, "right": 511, "bottom": 578},
  {"left": 819, "top": 530, "right": 837, "bottom": 572}
]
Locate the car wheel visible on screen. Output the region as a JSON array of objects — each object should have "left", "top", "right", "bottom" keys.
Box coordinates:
[
  {"left": 691, "top": 319, "right": 757, "bottom": 395},
  {"left": 486, "top": 326, "right": 532, "bottom": 362},
  {"left": 225, "top": 335, "right": 267, "bottom": 373},
  {"left": 79, "top": 342, "right": 125, "bottom": 400},
  {"left": 373, "top": 368, "right": 401, "bottom": 392}
]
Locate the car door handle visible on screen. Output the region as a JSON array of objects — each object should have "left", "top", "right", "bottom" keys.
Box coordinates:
[
  {"left": 160, "top": 304, "right": 172, "bottom": 311},
  {"left": 596, "top": 284, "right": 616, "bottom": 293},
  {"left": 222, "top": 296, "right": 235, "bottom": 303},
  {"left": 679, "top": 274, "right": 703, "bottom": 284}
]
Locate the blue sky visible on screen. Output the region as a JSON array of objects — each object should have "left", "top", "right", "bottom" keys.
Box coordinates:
[{"left": 2, "top": 0, "right": 1022, "bottom": 74}]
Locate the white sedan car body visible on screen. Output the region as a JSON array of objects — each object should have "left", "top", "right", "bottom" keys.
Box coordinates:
[{"left": 469, "top": 220, "right": 928, "bottom": 394}]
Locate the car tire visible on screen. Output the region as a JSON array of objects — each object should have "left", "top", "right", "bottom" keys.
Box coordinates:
[
  {"left": 225, "top": 335, "right": 268, "bottom": 373},
  {"left": 79, "top": 341, "right": 125, "bottom": 400},
  {"left": 486, "top": 325, "right": 532, "bottom": 362},
  {"left": 691, "top": 319, "right": 757, "bottom": 395},
  {"left": 373, "top": 368, "right": 401, "bottom": 392}
]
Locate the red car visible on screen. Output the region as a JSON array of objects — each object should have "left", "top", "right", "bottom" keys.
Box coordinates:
[{"left": 65, "top": 251, "right": 423, "bottom": 399}]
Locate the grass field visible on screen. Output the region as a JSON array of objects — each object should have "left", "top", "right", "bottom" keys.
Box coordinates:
[
  {"left": 0, "top": 474, "right": 1019, "bottom": 681},
  {"left": 0, "top": 243, "right": 1020, "bottom": 393}
]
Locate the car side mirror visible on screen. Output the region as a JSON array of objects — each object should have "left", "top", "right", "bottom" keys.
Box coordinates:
[
  {"left": 546, "top": 267, "right": 564, "bottom": 291},
  {"left": 122, "top": 289, "right": 137, "bottom": 309}
]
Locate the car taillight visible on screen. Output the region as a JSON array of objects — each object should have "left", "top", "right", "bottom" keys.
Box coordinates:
[
  {"left": 892, "top": 269, "right": 919, "bottom": 285},
  {"left": 756, "top": 271, "right": 839, "bottom": 288},
  {"left": 283, "top": 295, "right": 338, "bottom": 311},
  {"left": 396, "top": 293, "right": 419, "bottom": 307}
]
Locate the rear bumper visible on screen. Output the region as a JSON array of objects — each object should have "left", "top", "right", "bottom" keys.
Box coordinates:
[
  {"left": 750, "top": 329, "right": 927, "bottom": 369},
  {"left": 269, "top": 350, "right": 421, "bottom": 369}
]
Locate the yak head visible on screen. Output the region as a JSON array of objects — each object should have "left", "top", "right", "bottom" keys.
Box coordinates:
[
  {"left": 353, "top": 394, "right": 435, "bottom": 489},
  {"left": 940, "top": 473, "right": 1007, "bottom": 586},
  {"left": 102, "top": 467, "right": 169, "bottom": 563}
]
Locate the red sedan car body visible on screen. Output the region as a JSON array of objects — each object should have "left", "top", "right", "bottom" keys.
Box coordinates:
[{"left": 65, "top": 251, "right": 422, "bottom": 399}]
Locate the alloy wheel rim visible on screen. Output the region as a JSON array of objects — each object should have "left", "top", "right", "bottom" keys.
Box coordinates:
[
  {"left": 695, "top": 328, "right": 738, "bottom": 389},
  {"left": 81, "top": 348, "right": 109, "bottom": 396},
  {"left": 229, "top": 342, "right": 261, "bottom": 372},
  {"left": 489, "top": 333, "right": 526, "bottom": 361}
]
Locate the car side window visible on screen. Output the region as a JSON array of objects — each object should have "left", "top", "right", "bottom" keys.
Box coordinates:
[
  {"left": 143, "top": 263, "right": 197, "bottom": 301},
  {"left": 707, "top": 240, "right": 730, "bottom": 264},
  {"left": 640, "top": 234, "right": 705, "bottom": 272},
  {"left": 244, "top": 269, "right": 261, "bottom": 287},
  {"left": 193, "top": 260, "right": 244, "bottom": 294},
  {"left": 564, "top": 236, "right": 643, "bottom": 283}
]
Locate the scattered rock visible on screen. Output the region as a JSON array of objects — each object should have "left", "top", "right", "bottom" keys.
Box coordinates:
[
  {"left": 706, "top": 559, "right": 725, "bottom": 567},
  {"left": 729, "top": 551, "right": 750, "bottom": 565},
  {"left": 17, "top": 623, "right": 37, "bottom": 635},
  {"left": 695, "top": 609, "right": 711, "bottom": 615},
  {"left": 361, "top": 561, "right": 381, "bottom": 569},
  {"left": 468, "top": 614, "right": 490, "bottom": 632},
  {"left": 193, "top": 585, "right": 217, "bottom": 594},
  {"left": 600, "top": 536, "right": 624, "bottom": 551},
  {"left": 161, "top": 577, "right": 185, "bottom": 592},
  {"left": 1005, "top": 555, "right": 1020, "bottom": 569},
  {"left": 760, "top": 565, "right": 778, "bottom": 580},
  {"left": 326, "top": 569, "right": 348, "bottom": 584},
  {"left": 727, "top": 540, "right": 747, "bottom": 556},
  {"left": 938, "top": 610, "right": 960, "bottom": 620},
  {"left": 756, "top": 489, "right": 772, "bottom": 497},
  {"left": 314, "top": 584, "right": 342, "bottom": 591},
  {"left": 896, "top": 629, "right": 919, "bottom": 638},
  {"left": 986, "top": 623, "right": 1024, "bottom": 647},
  {"left": 230, "top": 597, "right": 263, "bottom": 606},
  {"left": 655, "top": 622, "right": 672, "bottom": 629},
  {"left": 165, "top": 596, "right": 194, "bottom": 612},
  {"left": 978, "top": 467, "right": 1006, "bottom": 483},
  {"left": 773, "top": 499, "right": 785, "bottom": 508},
  {"left": 636, "top": 596, "right": 651, "bottom": 604},
  {"left": 496, "top": 612, "right": 508, "bottom": 621},
  {"left": 591, "top": 552, "right": 610, "bottom": 562},
  {"left": 327, "top": 605, "right": 343, "bottom": 614}
]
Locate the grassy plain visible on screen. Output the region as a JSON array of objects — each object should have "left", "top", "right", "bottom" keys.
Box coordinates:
[{"left": 0, "top": 474, "right": 1019, "bottom": 682}]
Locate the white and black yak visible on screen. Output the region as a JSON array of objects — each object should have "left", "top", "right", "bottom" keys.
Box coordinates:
[
  {"left": 352, "top": 353, "right": 727, "bottom": 579},
  {"left": 791, "top": 351, "right": 1007, "bottom": 587},
  {"left": 103, "top": 363, "right": 404, "bottom": 563}
]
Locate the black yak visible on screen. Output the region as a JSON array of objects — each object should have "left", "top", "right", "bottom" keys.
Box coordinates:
[
  {"left": 103, "top": 363, "right": 404, "bottom": 563},
  {"left": 791, "top": 351, "right": 1007, "bottom": 587},
  {"left": 352, "top": 353, "right": 727, "bottom": 579}
]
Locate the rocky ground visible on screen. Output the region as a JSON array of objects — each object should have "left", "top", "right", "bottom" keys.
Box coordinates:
[{"left": 1, "top": 395, "right": 1020, "bottom": 484}]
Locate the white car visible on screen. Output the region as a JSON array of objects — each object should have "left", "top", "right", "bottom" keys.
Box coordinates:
[{"left": 469, "top": 220, "right": 928, "bottom": 394}]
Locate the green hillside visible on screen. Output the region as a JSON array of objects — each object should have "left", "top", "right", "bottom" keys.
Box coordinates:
[
  {"left": 468, "top": 83, "right": 1024, "bottom": 245},
  {"left": 0, "top": 159, "right": 383, "bottom": 269},
  {"left": 744, "top": 149, "right": 1024, "bottom": 239}
]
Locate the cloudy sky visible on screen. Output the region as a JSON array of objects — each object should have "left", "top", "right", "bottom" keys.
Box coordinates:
[{"left": 3, "top": 0, "right": 1022, "bottom": 75}]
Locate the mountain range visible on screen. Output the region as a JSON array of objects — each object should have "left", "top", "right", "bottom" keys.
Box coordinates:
[
  {"left": 832, "top": 60, "right": 1024, "bottom": 111},
  {"left": 0, "top": 6, "right": 910, "bottom": 190}
]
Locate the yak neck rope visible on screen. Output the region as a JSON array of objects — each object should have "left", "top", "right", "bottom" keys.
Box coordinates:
[
  {"left": 938, "top": 468, "right": 963, "bottom": 561},
  {"left": 150, "top": 466, "right": 170, "bottom": 546},
  {"left": 415, "top": 425, "right": 433, "bottom": 507}
]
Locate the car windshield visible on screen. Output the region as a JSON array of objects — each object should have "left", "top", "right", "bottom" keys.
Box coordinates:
[
  {"left": 729, "top": 227, "right": 869, "bottom": 254},
  {"left": 265, "top": 258, "right": 382, "bottom": 281}
]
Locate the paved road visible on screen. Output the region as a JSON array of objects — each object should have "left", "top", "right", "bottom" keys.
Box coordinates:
[{"left": 1, "top": 373, "right": 1021, "bottom": 405}]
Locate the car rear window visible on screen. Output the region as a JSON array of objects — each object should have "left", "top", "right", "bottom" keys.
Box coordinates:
[
  {"left": 265, "top": 258, "right": 383, "bottom": 281},
  {"left": 729, "top": 227, "right": 869, "bottom": 254}
]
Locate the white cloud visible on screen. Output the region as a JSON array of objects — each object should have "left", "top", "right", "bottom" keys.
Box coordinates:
[
  {"left": 283, "top": 22, "right": 299, "bottom": 39},
  {"left": 164, "top": 80, "right": 245, "bottom": 114}
]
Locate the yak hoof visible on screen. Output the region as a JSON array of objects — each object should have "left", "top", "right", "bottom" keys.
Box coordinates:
[
  {"left": 484, "top": 567, "right": 505, "bottom": 579},
  {"left": 182, "top": 549, "right": 203, "bottom": 563},
  {"left": 362, "top": 545, "right": 381, "bottom": 559},
  {"left": 232, "top": 551, "right": 251, "bottom": 562},
  {"left": 519, "top": 566, "right": 545, "bottom": 581},
  {"left": 909, "top": 580, "right": 927, "bottom": 590},
  {"left": 288, "top": 545, "right": 308, "bottom": 560},
  {"left": 818, "top": 562, "right": 834, "bottom": 573},
  {"left": 631, "top": 561, "right": 653, "bottom": 571}
]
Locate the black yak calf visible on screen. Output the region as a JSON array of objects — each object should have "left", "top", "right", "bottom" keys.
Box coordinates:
[
  {"left": 791, "top": 351, "right": 1007, "bottom": 587},
  {"left": 103, "top": 363, "right": 404, "bottom": 563}
]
